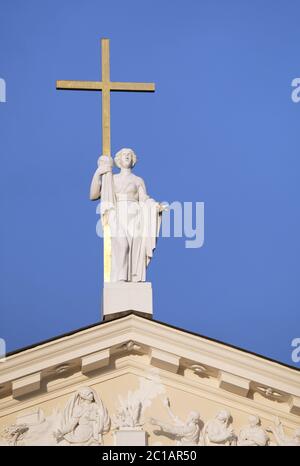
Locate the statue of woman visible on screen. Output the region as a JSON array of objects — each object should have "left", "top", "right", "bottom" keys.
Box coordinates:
[
  {"left": 90, "top": 148, "right": 165, "bottom": 282},
  {"left": 54, "top": 386, "right": 110, "bottom": 446},
  {"left": 201, "top": 410, "right": 237, "bottom": 446}
]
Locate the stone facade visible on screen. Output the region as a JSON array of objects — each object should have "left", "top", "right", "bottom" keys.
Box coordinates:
[{"left": 0, "top": 314, "right": 299, "bottom": 446}]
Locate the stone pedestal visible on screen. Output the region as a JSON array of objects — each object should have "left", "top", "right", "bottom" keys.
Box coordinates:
[
  {"left": 114, "top": 429, "right": 147, "bottom": 446},
  {"left": 102, "top": 282, "right": 153, "bottom": 320}
]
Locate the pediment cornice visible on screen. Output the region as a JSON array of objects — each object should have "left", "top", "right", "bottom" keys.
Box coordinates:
[{"left": 0, "top": 315, "right": 299, "bottom": 416}]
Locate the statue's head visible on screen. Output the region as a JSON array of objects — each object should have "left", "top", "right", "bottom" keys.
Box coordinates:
[
  {"left": 78, "top": 386, "right": 95, "bottom": 402},
  {"left": 114, "top": 148, "right": 137, "bottom": 169},
  {"left": 216, "top": 409, "right": 231, "bottom": 423},
  {"left": 248, "top": 415, "right": 260, "bottom": 427},
  {"left": 186, "top": 410, "right": 201, "bottom": 425}
]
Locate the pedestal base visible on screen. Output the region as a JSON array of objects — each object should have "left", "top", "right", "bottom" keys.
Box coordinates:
[
  {"left": 114, "top": 429, "right": 147, "bottom": 446},
  {"left": 102, "top": 282, "right": 153, "bottom": 320}
]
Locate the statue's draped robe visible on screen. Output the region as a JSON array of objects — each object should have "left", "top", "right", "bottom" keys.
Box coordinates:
[
  {"left": 59, "top": 388, "right": 110, "bottom": 445},
  {"left": 100, "top": 162, "right": 161, "bottom": 282}
]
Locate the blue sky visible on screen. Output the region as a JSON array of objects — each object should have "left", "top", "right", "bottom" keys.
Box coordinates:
[{"left": 0, "top": 0, "right": 299, "bottom": 367}]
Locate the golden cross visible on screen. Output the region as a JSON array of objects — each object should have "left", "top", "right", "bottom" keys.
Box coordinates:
[{"left": 56, "top": 38, "right": 155, "bottom": 156}]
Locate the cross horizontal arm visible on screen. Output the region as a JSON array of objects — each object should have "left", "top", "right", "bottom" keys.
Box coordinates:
[
  {"left": 56, "top": 80, "right": 103, "bottom": 90},
  {"left": 56, "top": 80, "right": 155, "bottom": 92},
  {"left": 110, "top": 82, "right": 155, "bottom": 92}
]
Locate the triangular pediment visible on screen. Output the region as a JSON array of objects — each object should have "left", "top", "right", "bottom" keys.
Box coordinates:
[{"left": 0, "top": 314, "right": 299, "bottom": 446}]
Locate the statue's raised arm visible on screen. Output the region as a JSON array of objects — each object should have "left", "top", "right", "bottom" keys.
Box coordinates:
[{"left": 89, "top": 155, "right": 113, "bottom": 200}]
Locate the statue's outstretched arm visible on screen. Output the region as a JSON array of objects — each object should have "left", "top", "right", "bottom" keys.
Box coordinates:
[
  {"left": 165, "top": 406, "right": 183, "bottom": 427},
  {"left": 161, "top": 422, "right": 184, "bottom": 436},
  {"left": 163, "top": 397, "right": 184, "bottom": 427},
  {"left": 150, "top": 418, "right": 184, "bottom": 437}
]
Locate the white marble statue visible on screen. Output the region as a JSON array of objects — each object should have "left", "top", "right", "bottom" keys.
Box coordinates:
[
  {"left": 201, "top": 409, "right": 236, "bottom": 446},
  {"left": 237, "top": 415, "right": 269, "bottom": 446},
  {"left": 149, "top": 397, "right": 201, "bottom": 445},
  {"left": 53, "top": 386, "right": 110, "bottom": 446},
  {"left": 90, "top": 148, "right": 165, "bottom": 282},
  {"left": 267, "top": 417, "right": 300, "bottom": 446}
]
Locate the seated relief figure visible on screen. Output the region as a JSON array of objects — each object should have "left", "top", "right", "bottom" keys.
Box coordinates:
[
  {"left": 53, "top": 386, "right": 110, "bottom": 446},
  {"left": 267, "top": 417, "right": 300, "bottom": 446},
  {"left": 201, "top": 409, "right": 237, "bottom": 446},
  {"left": 90, "top": 148, "right": 165, "bottom": 282},
  {"left": 237, "top": 415, "right": 269, "bottom": 446},
  {"left": 149, "top": 397, "right": 201, "bottom": 446}
]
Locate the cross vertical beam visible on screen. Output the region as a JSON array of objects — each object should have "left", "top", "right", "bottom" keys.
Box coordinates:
[
  {"left": 56, "top": 38, "right": 155, "bottom": 158},
  {"left": 101, "top": 39, "right": 111, "bottom": 156}
]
